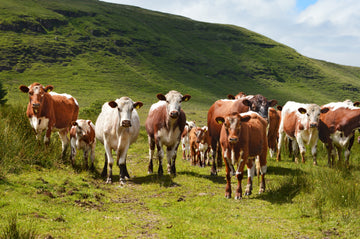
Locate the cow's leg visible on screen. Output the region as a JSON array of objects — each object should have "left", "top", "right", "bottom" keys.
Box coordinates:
[
  {"left": 210, "top": 139, "right": 218, "bottom": 175},
  {"left": 58, "top": 130, "right": 69, "bottom": 160},
  {"left": 101, "top": 153, "right": 108, "bottom": 178},
  {"left": 259, "top": 151, "right": 267, "bottom": 194},
  {"left": 291, "top": 139, "right": 300, "bottom": 163},
  {"left": 44, "top": 127, "right": 51, "bottom": 146},
  {"left": 83, "top": 148, "right": 89, "bottom": 170},
  {"left": 117, "top": 143, "right": 130, "bottom": 184},
  {"left": 235, "top": 156, "right": 246, "bottom": 200},
  {"left": 217, "top": 142, "right": 222, "bottom": 168},
  {"left": 147, "top": 136, "right": 155, "bottom": 174},
  {"left": 345, "top": 135, "right": 354, "bottom": 167},
  {"left": 167, "top": 143, "right": 179, "bottom": 175},
  {"left": 276, "top": 129, "right": 284, "bottom": 162},
  {"left": 311, "top": 142, "right": 318, "bottom": 166},
  {"left": 70, "top": 138, "right": 77, "bottom": 166},
  {"left": 104, "top": 140, "right": 114, "bottom": 184},
  {"left": 89, "top": 143, "right": 96, "bottom": 171},
  {"left": 157, "top": 142, "right": 164, "bottom": 176},
  {"left": 223, "top": 150, "right": 232, "bottom": 199},
  {"left": 297, "top": 137, "right": 306, "bottom": 163},
  {"left": 245, "top": 159, "right": 255, "bottom": 196}
]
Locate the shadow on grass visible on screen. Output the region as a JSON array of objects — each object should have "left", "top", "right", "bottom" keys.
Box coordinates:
[
  {"left": 130, "top": 174, "right": 179, "bottom": 188},
  {"left": 178, "top": 170, "right": 226, "bottom": 184}
]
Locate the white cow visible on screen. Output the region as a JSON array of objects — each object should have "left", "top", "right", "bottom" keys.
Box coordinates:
[
  {"left": 277, "top": 101, "right": 326, "bottom": 165},
  {"left": 95, "top": 97, "right": 143, "bottom": 184}
]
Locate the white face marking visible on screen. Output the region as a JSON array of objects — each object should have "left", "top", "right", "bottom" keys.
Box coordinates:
[
  {"left": 165, "top": 90, "right": 183, "bottom": 115},
  {"left": 115, "top": 97, "right": 135, "bottom": 126}
]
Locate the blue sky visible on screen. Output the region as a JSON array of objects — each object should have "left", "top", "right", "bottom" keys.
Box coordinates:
[{"left": 102, "top": 0, "right": 360, "bottom": 67}]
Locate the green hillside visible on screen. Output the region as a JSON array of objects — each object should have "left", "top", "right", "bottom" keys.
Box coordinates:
[{"left": 1, "top": 0, "right": 360, "bottom": 112}]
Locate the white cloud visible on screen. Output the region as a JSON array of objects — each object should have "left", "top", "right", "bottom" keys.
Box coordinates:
[{"left": 103, "top": 0, "right": 360, "bottom": 67}]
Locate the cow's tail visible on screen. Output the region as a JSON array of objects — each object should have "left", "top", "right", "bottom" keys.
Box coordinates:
[{"left": 255, "top": 156, "right": 260, "bottom": 186}]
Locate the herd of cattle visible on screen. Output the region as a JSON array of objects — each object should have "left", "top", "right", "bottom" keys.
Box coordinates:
[{"left": 19, "top": 82, "right": 360, "bottom": 199}]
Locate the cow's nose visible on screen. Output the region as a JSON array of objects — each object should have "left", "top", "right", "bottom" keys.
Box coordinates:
[
  {"left": 229, "top": 137, "right": 238, "bottom": 143},
  {"left": 32, "top": 103, "right": 40, "bottom": 108},
  {"left": 122, "top": 120, "right": 132, "bottom": 127},
  {"left": 310, "top": 123, "right": 317, "bottom": 128},
  {"left": 170, "top": 111, "right": 179, "bottom": 118}
]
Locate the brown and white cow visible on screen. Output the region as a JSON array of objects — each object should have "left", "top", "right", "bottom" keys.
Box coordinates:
[
  {"left": 95, "top": 97, "right": 143, "bottom": 184},
  {"left": 319, "top": 101, "right": 360, "bottom": 166},
  {"left": 267, "top": 105, "right": 282, "bottom": 158},
  {"left": 195, "top": 126, "right": 212, "bottom": 167},
  {"left": 216, "top": 112, "right": 268, "bottom": 199},
  {"left": 181, "top": 121, "right": 196, "bottom": 160},
  {"left": 19, "top": 82, "right": 79, "bottom": 158},
  {"left": 189, "top": 127, "right": 200, "bottom": 166},
  {"left": 145, "top": 90, "right": 191, "bottom": 176},
  {"left": 70, "top": 119, "right": 96, "bottom": 170},
  {"left": 276, "top": 101, "right": 327, "bottom": 165},
  {"left": 207, "top": 94, "right": 277, "bottom": 175}
]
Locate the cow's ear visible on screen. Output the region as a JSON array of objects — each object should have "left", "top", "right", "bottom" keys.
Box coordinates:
[
  {"left": 269, "top": 100, "right": 278, "bottom": 107},
  {"left": 182, "top": 94, "right": 191, "bottom": 102},
  {"left": 108, "top": 101, "right": 118, "bottom": 108},
  {"left": 134, "top": 101, "right": 143, "bottom": 109},
  {"left": 277, "top": 105, "right": 283, "bottom": 111},
  {"left": 19, "top": 85, "right": 29, "bottom": 93},
  {"left": 320, "top": 108, "right": 329, "bottom": 114},
  {"left": 44, "top": 85, "right": 54, "bottom": 93},
  {"left": 298, "top": 107, "right": 307, "bottom": 114},
  {"left": 215, "top": 117, "right": 225, "bottom": 125},
  {"left": 353, "top": 101, "right": 360, "bottom": 107},
  {"left": 87, "top": 120, "right": 92, "bottom": 126},
  {"left": 157, "top": 94, "right": 166, "bottom": 101},
  {"left": 242, "top": 99, "right": 251, "bottom": 107},
  {"left": 72, "top": 121, "right": 78, "bottom": 126},
  {"left": 227, "top": 94, "right": 235, "bottom": 99},
  {"left": 240, "top": 115, "right": 251, "bottom": 122}
]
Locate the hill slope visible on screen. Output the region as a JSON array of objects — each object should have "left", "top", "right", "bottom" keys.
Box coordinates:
[{"left": 1, "top": 0, "right": 360, "bottom": 111}]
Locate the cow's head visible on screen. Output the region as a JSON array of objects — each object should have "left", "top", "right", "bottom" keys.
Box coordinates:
[
  {"left": 157, "top": 90, "right": 191, "bottom": 119},
  {"left": 298, "top": 104, "right": 328, "bottom": 128},
  {"left": 227, "top": 92, "right": 246, "bottom": 100},
  {"left": 195, "top": 126, "right": 208, "bottom": 144},
  {"left": 242, "top": 94, "right": 277, "bottom": 120},
  {"left": 216, "top": 112, "right": 251, "bottom": 144},
  {"left": 72, "top": 120, "right": 93, "bottom": 139},
  {"left": 108, "top": 97, "right": 143, "bottom": 128},
  {"left": 19, "top": 82, "right": 53, "bottom": 115}
]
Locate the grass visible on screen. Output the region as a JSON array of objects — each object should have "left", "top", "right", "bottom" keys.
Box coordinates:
[{"left": 1, "top": 105, "right": 360, "bottom": 238}]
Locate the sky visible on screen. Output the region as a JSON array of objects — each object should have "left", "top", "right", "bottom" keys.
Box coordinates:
[{"left": 101, "top": 0, "right": 360, "bottom": 67}]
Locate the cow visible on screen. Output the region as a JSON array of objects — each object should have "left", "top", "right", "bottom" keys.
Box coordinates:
[
  {"left": 195, "top": 126, "right": 212, "bottom": 167},
  {"left": 69, "top": 119, "right": 96, "bottom": 170},
  {"left": 319, "top": 101, "right": 360, "bottom": 167},
  {"left": 267, "top": 105, "right": 282, "bottom": 158},
  {"left": 189, "top": 126, "right": 200, "bottom": 166},
  {"left": 19, "top": 82, "right": 79, "bottom": 158},
  {"left": 207, "top": 94, "right": 277, "bottom": 175},
  {"left": 216, "top": 111, "right": 268, "bottom": 199},
  {"left": 276, "top": 101, "right": 326, "bottom": 165},
  {"left": 145, "top": 90, "right": 191, "bottom": 176},
  {"left": 95, "top": 97, "right": 143, "bottom": 184},
  {"left": 181, "top": 121, "right": 196, "bottom": 160}
]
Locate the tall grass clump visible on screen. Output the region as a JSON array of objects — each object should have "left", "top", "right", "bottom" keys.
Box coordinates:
[
  {"left": 0, "top": 214, "right": 37, "bottom": 239},
  {"left": 0, "top": 104, "right": 64, "bottom": 176}
]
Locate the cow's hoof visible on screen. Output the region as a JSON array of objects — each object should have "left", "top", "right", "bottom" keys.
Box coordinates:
[
  {"left": 259, "top": 188, "right": 265, "bottom": 194},
  {"left": 234, "top": 195, "right": 242, "bottom": 200},
  {"left": 225, "top": 194, "right": 231, "bottom": 199},
  {"left": 119, "top": 178, "right": 126, "bottom": 186},
  {"left": 105, "top": 178, "right": 112, "bottom": 184},
  {"left": 244, "top": 191, "right": 252, "bottom": 196}
]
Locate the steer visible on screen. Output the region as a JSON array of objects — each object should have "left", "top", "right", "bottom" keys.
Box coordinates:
[
  {"left": 181, "top": 121, "right": 196, "bottom": 160},
  {"left": 95, "top": 97, "right": 143, "bottom": 184},
  {"left": 145, "top": 90, "right": 191, "bottom": 176},
  {"left": 277, "top": 101, "right": 326, "bottom": 165},
  {"left": 319, "top": 101, "right": 360, "bottom": 167},
  {"left": 19, "top": 82, "right": 79, "bottom": 158},
  {"left": 216, "top": 112, "right": 268, "bottom": 199},
  {"left": 70, "top": 119, "right": 96, "bottom": 170},
  {"left": 207, "top": 93, "right": 276, "bottom": 175},
  {"left": 267, "top": 105, "right": 282, "bottom": 158}
]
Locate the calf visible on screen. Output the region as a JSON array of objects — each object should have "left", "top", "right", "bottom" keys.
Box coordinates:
[
  {"left": 319, "top": 101, "right": 360, "bottom": 166},
  {"left": 277, "top": 101, "right": 326, "bottom": 165},
  {"left": 267, "top": 106, "right": 282, "bottom": 158},
  {"left": 216, "top": 112, "right": 268, "bottom": 199},
  {"left": 181, "top": 121, "right": 196, "bottom": 160},
  {"left": 145, "top": 90, "right": 191, "bottom": 176},
  {"left": 195, "top": 126, "right": 212, "bottom": 167},
  {"left": 19, "top": 82, "right": 79, "bottom": 158},
  {"left": 95, "top": 97, "right": 143, "bottom": 184},
  {"left": 70, "top": 119, "right": 96, "bottom": 170},
  {"left": 189, "top": 127, "right": 200, "bottom": 166}
]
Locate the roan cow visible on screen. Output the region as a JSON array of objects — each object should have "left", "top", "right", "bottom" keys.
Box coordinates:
[
  {"left": 70, "top": 119, "right": 96, "bottom": 170},
  {"left": 216, "top": 111, "right": 268, "bottom": 199},
  {"left": 95, "top": 97, "right": 143, "bottom": 184},
  {"left": 19, "top": 82, "right": 79, "bottom": 158},
  {"left": 145, "top": 90, "right": 191, "bottom": 176}
]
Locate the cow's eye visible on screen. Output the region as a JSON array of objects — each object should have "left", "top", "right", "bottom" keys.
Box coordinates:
[{"left": 29, "top": 92, "right": 33, "bottom": 96}]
